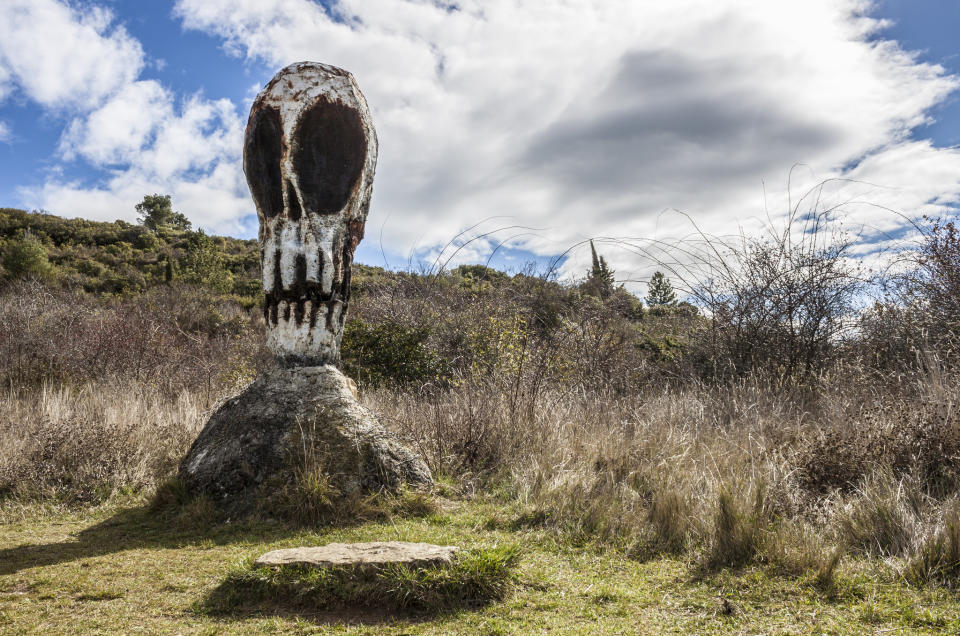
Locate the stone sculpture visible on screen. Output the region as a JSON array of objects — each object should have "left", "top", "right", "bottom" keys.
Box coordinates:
[
  {"left": 180, "top": 63, "right": 431, "bottom": 509},
  {"left": 244, "top": 62, "right": 377, "bottom": 366}
]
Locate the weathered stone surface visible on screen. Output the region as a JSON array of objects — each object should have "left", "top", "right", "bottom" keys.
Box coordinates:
[
  {"left": 178, "top": 364, "right": 431, "bottom": 505},
  {"left": 254, "top": 542, "right": 459, "bottom": 570}
]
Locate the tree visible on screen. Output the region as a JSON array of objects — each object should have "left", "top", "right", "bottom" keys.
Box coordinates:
[
  {"left": 180, "top": 230, "right": 232, "bottom": 291},
  {"left": 3, "top": 230, "right": 53, "bottom": 279},
  {"left": 136, "top": 194, "right": 191, "bottom": 232},
  {"left": 585, "top": 240, "right": 615, "bottom": 299},
  {"left": 646, "top": 271, "right": 677, "bottom": 307}
]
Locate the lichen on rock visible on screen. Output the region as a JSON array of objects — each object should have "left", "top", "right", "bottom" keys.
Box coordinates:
[{"left": 179, "top": 365, "right": 432, "bottom": 512}]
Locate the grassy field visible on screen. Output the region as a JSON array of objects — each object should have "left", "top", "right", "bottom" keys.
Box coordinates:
[
  {"left": 2, "top": 495, "right": 959, "bottom": 635},
  {"left": 5, "top": 209, "right": 960, "bottom": 633}
]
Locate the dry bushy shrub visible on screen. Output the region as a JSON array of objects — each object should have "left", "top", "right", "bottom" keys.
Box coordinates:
[
  {"left": 0, "top": 382, "right": 207, "bottom": 502},
  {"left": 0, "top": 278, "right": 266, "bottom": 503},
  {"left": 0, "top": 279, "right": 266, "bottom": 394},
  {"left": 793, "top": 385, "right": 960, "bottom": 496}
]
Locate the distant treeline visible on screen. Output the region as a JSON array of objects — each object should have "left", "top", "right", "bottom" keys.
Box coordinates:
[{"left": 0, "top": 207, "right": 262, "bottom": 303}]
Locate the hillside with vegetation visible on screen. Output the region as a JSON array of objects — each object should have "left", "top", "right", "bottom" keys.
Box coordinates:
[{"left": 3, "top": 204, "right": 960, "bottom": 633}]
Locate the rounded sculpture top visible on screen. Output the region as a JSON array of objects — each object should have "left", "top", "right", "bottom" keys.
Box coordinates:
[{"left": 244, "top": 62, "right": 378, "bottom": 367}]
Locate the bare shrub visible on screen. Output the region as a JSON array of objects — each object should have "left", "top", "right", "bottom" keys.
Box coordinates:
[
  {"left": 0, "top": 279, "right": 266, "bottom": 395},
  {"left": 906, "top": 216, "right": 960, "bottom": 349},
  {"left": 690, "top": 213, "right": 862, "bottom": 378},
  {"left": 0, "top": 278, "right": 266, "bottom": 504},
  {"left": 792, "top": 375, "right": 960, "bottom": 496}
]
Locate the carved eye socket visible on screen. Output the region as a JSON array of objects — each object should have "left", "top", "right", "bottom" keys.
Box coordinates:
[
  {"left": 244, "top": 106, "right": 284, "bottom": 219},
  {"left": 293, "top": 98, "right": 366, "bottom": 215}
]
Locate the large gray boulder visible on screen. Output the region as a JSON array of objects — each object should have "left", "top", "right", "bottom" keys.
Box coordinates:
[{"left": 179, "top": 365, "right": 431, "bottom": 507}]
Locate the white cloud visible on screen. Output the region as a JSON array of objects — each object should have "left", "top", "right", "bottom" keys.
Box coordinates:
[
  {"left": 1, "top": 0, "right": 958, "bottom": 286},
  {"left": 0, "top": 0, "right": 144, "bottom": 110},
  {"left": 0, "top": 121, "right": 11, "bottom": 144},
  {"left": 26, "top": 88, "right": 249, "bottom": 234},
  {"left": 173, "top": 0, "right": 960, "bottom": 283},
  {"left": 59, "top": 80, "right": 172, "bottom": 164},
  {"left": 0, "top": 0, "right": 250, "bottom": 235}
]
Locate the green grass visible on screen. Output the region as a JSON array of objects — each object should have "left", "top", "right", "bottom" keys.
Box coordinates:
[
  {"left": 202, "top": 545, "right": 519, "bottom": 615},
  {"left": 2, "top": 496, "right": 960, "bottom": 634}
]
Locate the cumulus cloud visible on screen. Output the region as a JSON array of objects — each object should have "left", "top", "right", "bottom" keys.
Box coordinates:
[
  {"left": 27, "top": 89, "right": 249, "bottom": 234},
  {"left": 0, "top": 0, "right": 144, "bottom": 110},
  {"left": 170, "top": 0, "right": 960, "bottom": 281},
  {"left": 0, "top": 121, "right": 11, "bottom": 144},
  {"left": 3, "top": 0, "right": 960, "bottom": 286},
  {"left": 58, "top": 80, "right": 172, "bottom": 165},
  {"left": 0, "top": 0, "right": 250, "bottom": 234}
]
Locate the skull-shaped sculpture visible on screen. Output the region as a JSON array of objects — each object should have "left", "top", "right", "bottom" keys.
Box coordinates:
[{"left": 244, "top": 62, "right": 378, "bottom": 366}]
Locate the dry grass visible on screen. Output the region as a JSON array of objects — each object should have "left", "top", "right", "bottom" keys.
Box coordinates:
[
  {"left": 368, "top": 366, "right": 960, "bottom": 585},
  {"left": 3, "top": 269, "right": 960, "bottom": 592},
  {"left": 5, "top": 354, "right": 960, "bottom": 590},
  {"left": 0, "top": 381, "right": 208, "bottom": 503}
]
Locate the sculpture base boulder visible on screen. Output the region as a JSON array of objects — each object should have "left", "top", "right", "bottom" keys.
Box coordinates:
[{"left": 179, "top": 365, "right": 431, "bottom": 512}]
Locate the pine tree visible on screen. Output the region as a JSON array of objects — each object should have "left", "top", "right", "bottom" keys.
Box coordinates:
[
  {"left": 588, "top": 240, "right": 615, "bottom": 299},
  {"left": 136, "top": 194, "right": 192, "bottom": 232},
  {"left": 645, "top": 271, "right": 677, "bottom": 307}
]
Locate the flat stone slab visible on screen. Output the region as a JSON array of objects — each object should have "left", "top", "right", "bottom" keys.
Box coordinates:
[{"left": 254, "top": 542, "right": 459, "bottom": 570}]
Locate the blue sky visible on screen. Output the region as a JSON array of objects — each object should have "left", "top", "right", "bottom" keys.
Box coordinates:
[
  {"left": 874, "top": 0, "right": 960, "bottom": 147},
  {"left": 1, "top": 1, "right": 959, "bottom": 281}
]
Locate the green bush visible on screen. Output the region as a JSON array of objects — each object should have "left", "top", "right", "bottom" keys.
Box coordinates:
[
  {"left": 179, "top": 230, "right": 234, "bottom": 292},
  {"left": 0, "top": 208, "right": 260, "bottom": 300},
  {"left": 2, "top": 232, "right": 53, "bottom": 279},
  {"left": 342, "top": 319, "right": 448, "bottom": 387}
]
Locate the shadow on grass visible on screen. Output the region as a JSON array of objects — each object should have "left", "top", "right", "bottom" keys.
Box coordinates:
[
  {"left": 0, "top": 480, "right": 441, "bottom": 577},
  {"left": 0, "top": 502, "right": 298, "bottom": 576},
  {"left": 196, "top": 545, "right": 520, "bottom": 626}
]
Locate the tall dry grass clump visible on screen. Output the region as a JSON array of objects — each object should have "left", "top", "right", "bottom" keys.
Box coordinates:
[
  {"left": 369, "top": 364, "right": 960, "bottom": 580},
  {"left": 0, "top": 382, "right": 207, "bottom": 502}
]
